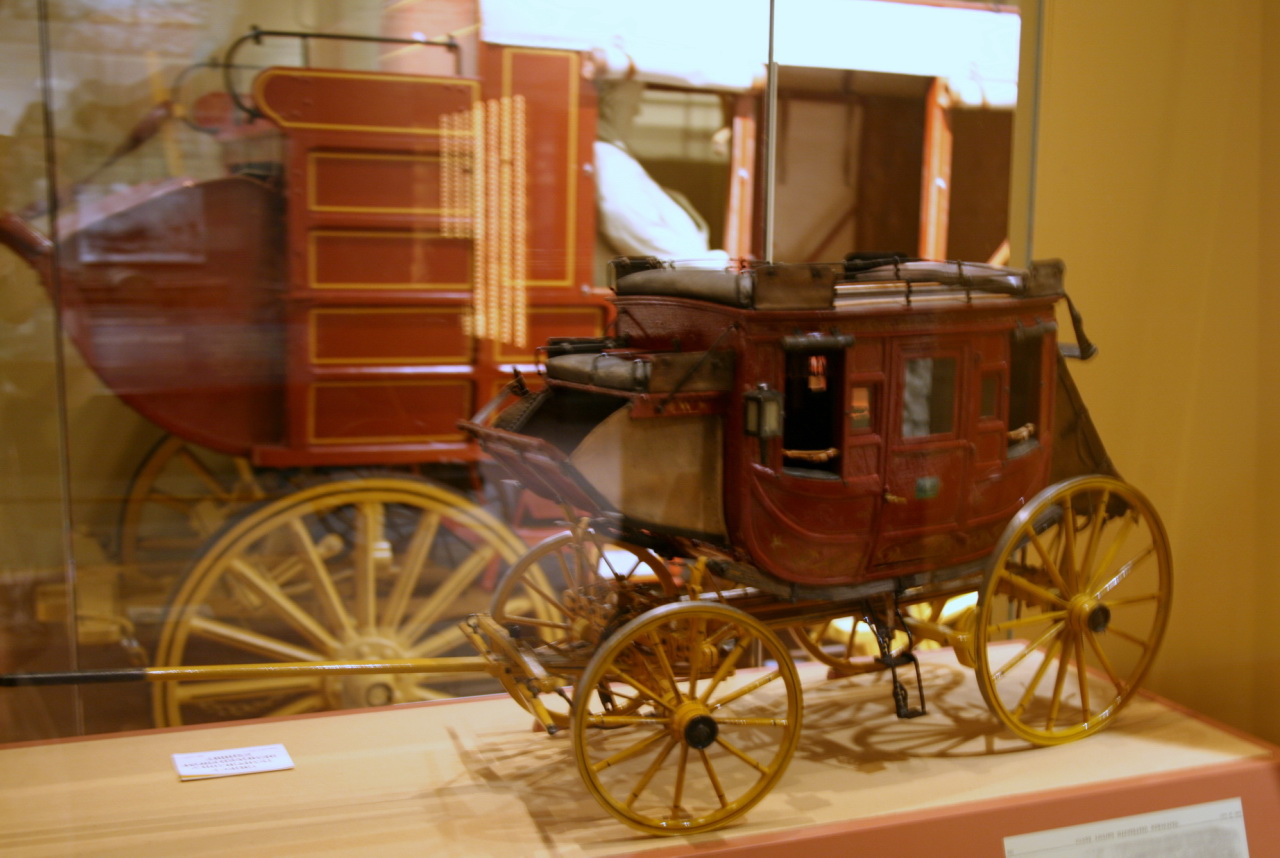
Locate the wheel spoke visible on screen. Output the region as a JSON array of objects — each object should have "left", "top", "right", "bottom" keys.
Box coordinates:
[
  {"left": 1085, "top": 512, "right": 1137, "bottom": 595},
  {"left": 698, "top": 748, "right": 728, "bottom": 809},
  {"left": 353, "top": 501, "right": 385, "bottom": 632},
  {"left": 399, "top": 544, "right": 495, "bottom": 641},
  {"left": 383, "top": 510, "right": 440, "bottom": 629},
  {"left": 176, "top": 445, "right": 238, "bottom": 502},
  {"left": 262, "top": 693, "right": 328, "bottom": 719},
  {"left": 985, "top": 609, "right": 1069, "bottom": 638},
  {"left": 1093, "top": 546, "right": 1155, "bottom": 599},
  {"left": 232, "top": 456, "right": 267, "bottom": 501},
  {"left": 588, "top": 715, "right": 668, "bottom": 727},
  {"left": 625, "top": 737, "right": 679, "bottom": 809},
  {"left": 289, "top": 519, "right": 355, "bottom": 636},
  {"left": 671, "top": 744, "right": 690, "bottom": 815},
  {"left": 1077, "top": 488, "right": 1111, "bottom": 588},
  {"left": 224, "top": 557, "right": 341, "bottom": 652},
  {"left": 1055, "top": 495, "right": 1077, "bottom": 594},
  {"left": 406, "top": 622, "right": 468, "bottom": 658},
  {"left": 571, "top": 544, "right": 597, "bottom": 591},
  {"left": 1045, "top": 630, "right": 1075, "bottom": 728},
  {"left": 185, "top": 615, "right": 324, "bottom": 662},
  {"left": 714, "top": 735, "right": 769, "bottom": 775},
  {"left": 713, "top": 717, "right": 790, "bottom": 728},
  {"left": 508, "top": 577, "right": 573, "bottom": 623},
  {"left": 1104, "top": 591, "right": 1163, "bottom": 609},
  {"left": 1104, "top": 625, "right": 1154, "bottom": 651},
  {"left": 595, "top": 538, "right": 642, "bottom": 581},
  {"left": 709, "top": 668, "right": 781, "bottom": 711},
  {"left": 990, "top": 620, "right": 1065, "bottom": 682},
  {"left": 993, "top": 568, "right": 1069, "bottom": 609},
  {"left": 1028, "top": 526, "right": 1071, "bottom": 597},
  {"left": 1074, "top": 631, "right": 1091, "bottom": 717},
  {"left": 687, "top": 616, "right": 706, "bottom": 700},
  {"left": 700, "top": 634, "right": 754, "bottom": 704},
  {"left": 646, "top": 632, "right": 685, "bottom": 704},
  {"left": 612, "top": 668, "right": 678, "bottom": 714},
  {"left": 1085, "top": 628, "right": 1126, "bottom": 693},
  {"left": 590, "top": 728, "right": 669, "bottom": 774},
  {"left": 1011, "top": 633, "right": 1065, "bottom": 719}
]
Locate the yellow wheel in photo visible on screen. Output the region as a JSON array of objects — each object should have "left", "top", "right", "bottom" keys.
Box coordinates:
[
  {"left": 152, "top": 477, "right": 525, "bottom": 726},
  {"left": 572, "top": 602, "right": 802, "bottom": 835},
  {"left": 974, "top": 475, "right": 1171, "bottom": 745}
]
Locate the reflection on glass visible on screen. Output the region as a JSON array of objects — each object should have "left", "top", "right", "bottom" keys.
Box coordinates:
[
  {"left": 0, "top": 0, "right": 1026, "bottom": 740},
  {"left": 903, "top": 357, "right": 956, "bottom": 438},
  {"left": 849, "top": 385, "right": 873, "bottom": 431}
]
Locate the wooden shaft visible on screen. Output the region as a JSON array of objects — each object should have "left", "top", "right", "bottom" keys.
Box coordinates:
[{"left": 1, "top": 657, "right": 494, "bottom": 687}]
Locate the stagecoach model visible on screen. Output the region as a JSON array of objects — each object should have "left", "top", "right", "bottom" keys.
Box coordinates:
[
  {"left": 451, "top": 255, "right": 1171, "bottom": 834},
  {"left": 1, "top": 253, "right": 1171, "bottom": 835}
]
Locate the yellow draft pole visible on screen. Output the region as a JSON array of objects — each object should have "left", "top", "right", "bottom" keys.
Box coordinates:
[{"left": 1, "top": 655, "right": 493, "bottom": 687}]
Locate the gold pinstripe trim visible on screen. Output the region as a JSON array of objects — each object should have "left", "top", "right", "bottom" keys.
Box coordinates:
[
  {"left": 308, "top": 307, "right": 471, "bottom": 365},
  {"left": 307, "top": 152, "right": 469, "bottom": 215},
  {"left": 307, "top": 379, "right": 472, "bottom": 444},
  {"left": 307, "top": 229, "right": 472, "bottom": 290},
  {"left": 254, "top": 68, "right": 479, "bottom": 135}
]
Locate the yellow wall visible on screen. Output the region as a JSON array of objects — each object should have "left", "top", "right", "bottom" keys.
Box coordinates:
[{"left": 1029, "top": 0, "right": 1280, "bottom": 742}]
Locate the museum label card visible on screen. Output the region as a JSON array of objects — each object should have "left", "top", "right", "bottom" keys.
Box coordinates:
[
  {"left": 172, "top": 743, "right": 295, "bottom": 781},
  {"left": 1003, "top": 797, "right": 1248, "bottom": 857}
]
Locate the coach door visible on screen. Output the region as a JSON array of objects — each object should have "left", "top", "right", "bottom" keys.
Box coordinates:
[{"left": 872, "top": 338, "right": 972, "bottom": 569}]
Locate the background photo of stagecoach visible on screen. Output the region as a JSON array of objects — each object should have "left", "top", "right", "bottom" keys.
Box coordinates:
[{"left": 0, "top": 0, "right": 1022, "bottom": 739}]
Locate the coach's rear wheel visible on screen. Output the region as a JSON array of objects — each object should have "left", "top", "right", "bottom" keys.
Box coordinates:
[
  {"left": 974, "top": 476, "right": 1171, "bottom": 745},
  {"left": 490, "top": 529, "right": 676, "bottom": 726},
  {"left": 152, "top": 478, "right": 525, "bottom": 726},
  {"left": 572, "top": 602, "right": 802, "bottom": 835}
]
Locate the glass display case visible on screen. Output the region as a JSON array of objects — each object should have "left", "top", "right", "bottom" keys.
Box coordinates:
[{"left": 0, "top": 0, "right": 1026, "bottom": 741}]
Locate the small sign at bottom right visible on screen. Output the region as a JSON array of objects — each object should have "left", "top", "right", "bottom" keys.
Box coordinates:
[{"left": 1003, "top": 797, "right": 1248, "bottom": 857}]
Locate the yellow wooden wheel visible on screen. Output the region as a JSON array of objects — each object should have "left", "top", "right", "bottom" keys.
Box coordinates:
[
  {"left": 974, "top": 475, "right": 1171, "bottom": 745},
  {"left": 572, "top": 602, "right": 802, "bottom": 835},
  {"left": 489, "top": 529, "right": 675, "bottom": 726},
  {"left": 151, "top": 477, "right": 525, "bottom": 726}
]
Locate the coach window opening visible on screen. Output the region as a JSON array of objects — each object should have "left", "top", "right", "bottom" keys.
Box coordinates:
[
  {"left": 782, "top": 349, "right": 844, "bottom": 476},
  {"left": 1007, "top": 331, "right": 1044, "bottom": 455}
]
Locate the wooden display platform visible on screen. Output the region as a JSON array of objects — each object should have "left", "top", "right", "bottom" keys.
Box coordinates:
[{"left": 1, "top": 646, "right": 1277, "bottom": 857}]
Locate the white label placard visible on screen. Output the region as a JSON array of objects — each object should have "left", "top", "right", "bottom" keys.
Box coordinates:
[
  {"left": 1004, "top": 797, "right": 1248, "bottom": 857},
  {"left": 172, "top": 743, "right": 295, "bottom": 781}
]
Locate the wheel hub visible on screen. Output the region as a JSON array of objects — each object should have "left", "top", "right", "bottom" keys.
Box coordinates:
[
  {"left": 1068, "top": 595, "right": 1111, "bottom": 634},
  {"left": 683, "top": 715, "right": 719, "bottom": 750},
  {"left": 672, "top": 700, "right": 719, "bottom": 750},
  {"left": 328, "top": 633, "right": 414, "bottom": 708}
]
